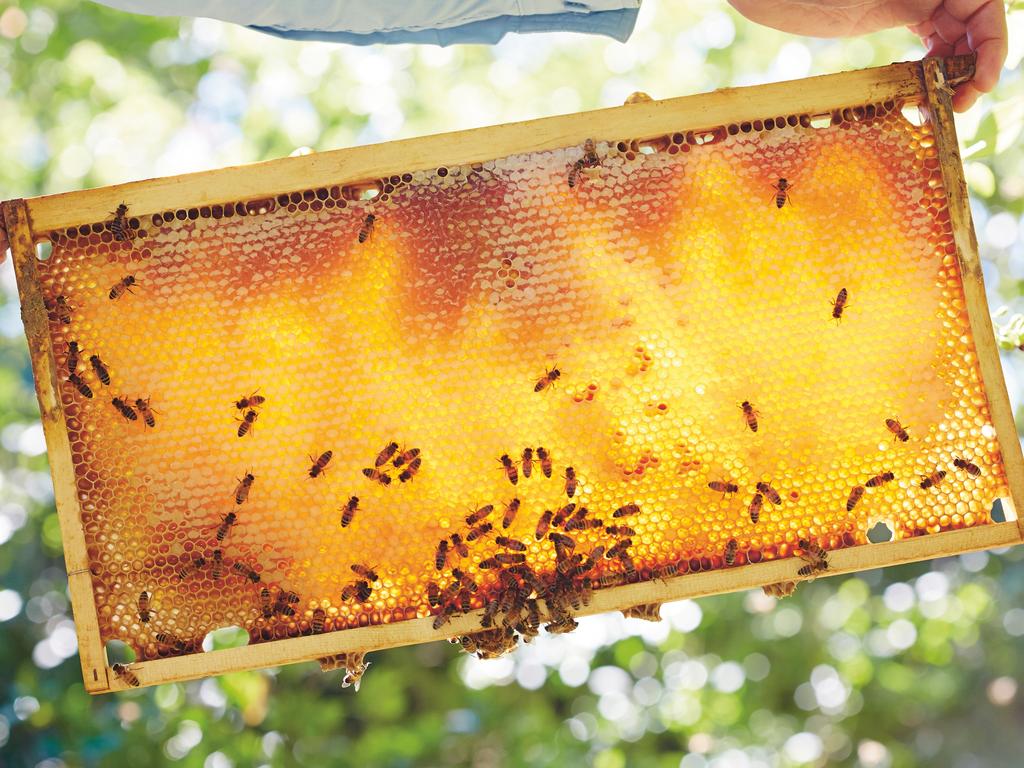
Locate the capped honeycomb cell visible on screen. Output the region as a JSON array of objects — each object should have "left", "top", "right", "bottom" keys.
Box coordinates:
[{"left": 3, "top": 55, "right": 1021, "bottom": 692}]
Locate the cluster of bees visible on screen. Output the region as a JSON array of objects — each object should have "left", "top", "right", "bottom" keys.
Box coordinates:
[{"left": 48, "top": 205, "right": 156, "bottom": 430}]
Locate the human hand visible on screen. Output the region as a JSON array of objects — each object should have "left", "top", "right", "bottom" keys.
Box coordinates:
[{"left": 727, "top": 1, "right": 1008, "bottom": 112}]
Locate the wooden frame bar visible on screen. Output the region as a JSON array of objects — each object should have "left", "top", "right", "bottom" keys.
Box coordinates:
[{"left": 4, "top": 54, "right": 1021, "bottom": 693}]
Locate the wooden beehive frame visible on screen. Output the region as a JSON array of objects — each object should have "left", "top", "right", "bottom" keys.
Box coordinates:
[{"left": 3, "top": 55, "right": 1022, "bottom": 694}]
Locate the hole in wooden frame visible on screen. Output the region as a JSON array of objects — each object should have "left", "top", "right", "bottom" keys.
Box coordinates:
[
  {"left": 35, "top": 239, "right": 53, "bottom": 261},
  {"left": 867, "top": 520, "right": 894, "bottom": 543},
  {"left": 202, "top": 625, "right": 251, "bottom": 652},
  {"left": 900, "top": 100, "right": 927, "bottom": 127},
  {"left": 809, "top": 113, "right": 834, "bottom": 129},
  {"left": 342, "top": 180, "right": 383, "bottom": 202}
]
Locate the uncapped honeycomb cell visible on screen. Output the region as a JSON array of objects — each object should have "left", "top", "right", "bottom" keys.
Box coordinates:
[{"left": 35, "top": 99, "right": 1008, "bottom": 661}]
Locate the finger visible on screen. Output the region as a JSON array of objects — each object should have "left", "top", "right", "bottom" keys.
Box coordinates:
[
  {"left": 964, "top": 1, "right": 1009, "bottom": 93},
  {"left": 923, "top": 35, "right": 956, "bottom": 58},
  {"left": 907, "top": 20, "right": 936, "bottom": 37},
  {"left": 953, "top": 82, "right": 981, "bottom": 112},
  {"left": 930, "top": 9, "right": 967, "bottom": 44}
]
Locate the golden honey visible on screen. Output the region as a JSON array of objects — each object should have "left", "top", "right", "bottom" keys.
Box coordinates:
[{"left": 35, "top": 99, "right": 1008, "bottom": 663}]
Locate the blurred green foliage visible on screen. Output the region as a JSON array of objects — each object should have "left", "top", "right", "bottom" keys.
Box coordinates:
[{"left": 1, "top": 1, "right": 1023, "bottom": 767}]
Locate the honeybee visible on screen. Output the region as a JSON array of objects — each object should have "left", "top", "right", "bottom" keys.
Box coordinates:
[
  {"left": 66, "top": 341, "right": 82, "bottom": 372},
  {"left": 211, "top": 549, "right": 225, "bottom": 579},
  {"left": 234, "top": 472, "right": 255, "bottom": 505},
  {"left": 68, "top": 373, "right": 93, "bottom": 398},
  {"left": 375, "top": 442, "right": 399, "bottom": 467},
  {"left": 563, "top": 466, "right": 578, "bottom": 498},
  {"left": 450, "top": 532, "right": 469, "bottom": 558},
  {"left": 535, "top": 509, "right": 553, "bottom": 540},
  {"left": 358, "top": 213, "right": 376, "bottom": 243},
  {"left": 177, "top": 556, "right": 205, "bottom": 581},
  {"left": 467, "top": 522, "right": 493, "bottom": 542},
  {"left": 46, "top": 295, "right": 73, "bottom": 325},
  {"left": 260, "top": 587, "right": 273, "bottom": 618},
  {"left": 155, "top": 632, "right": 185, "bottom": 651},
  {"left": 478, "top": 556, "right": 500, "bottom": 570},
  {"left": 552, "top": 503, "right": 576, "bottom": 528},
  {"left": 756, "top": 481, "right": 782, "bottom": 505},
  {"left": 342, "top": 655, "right": 371, "bottom": 691},
  {"left": 724, "top": 539, "right": 738, "bottom": 566},
  {"left": 651, "top": 561, "right": 680, "bottom": 582},
  {"left": 885, "top": 418, "right": 910, "bottom": 442},
  {"left": 549, "top": 531, "right": 575, "bottom": 551},
  {"left": 452, "top": 568, "right": 478, "bottom": 593},
  {"left": 236, "top": 408, "right": 258, "bottom": 437},
  {"left": 748, "top": 492, "right": 763, "bottom": 524},
  {"left": 521, "top": 447, "right": 534, "bottom": 478},
  {"left": 604, "top": 525, "right": 636, "bottom": 537},
  {"left": 342, "top": 580, "right": 372, "bottom": 602},
  {"left": 796, "top": 539, "right": 828, "bottom": 576},
  {"left": 499, "top": 454, "right": 519, "bottom": 485},
  {"left": 546, "top": 616, "right": 579, "bottom": 635},
  {"left": 308, "top": 450, "right": 333, "bottom": 478},
  {"left": 340, "top": 496, "right": 359, "bottom": 527},
  {"left": 772, "top": 178, "right": 793, "bottom": 208},
  {"left": 311, "top": 608, "right": 326, "bottom": 633},
  {"left": 567, "top": 158, "right": 587, "bottom": 189},
  {"left": 351, "top": 563, "right": 379, "bottom": 583},
  {"left": 362, "top": 467, "right": 392, "bottom": 486},
  {"left": 565, "top": 518, "right": 602, "bottom": 536},
  {"left": 234, "top": 390, "right": 265, "bottom": 410},
  {"left": 708, "top": 480, "right": 739, "bottom": 497},
  {"left": 135, "top": 398, "right": 156, "bottom": 428},
  {"left": 866, "top": 471, "right": 895, "bottom": 487},
  {"left": 953, "top": 457, "right": 981, "bottom": 477},
  {"left": 111, "top": 663, "right": 140, "bottom": 687},
  {"left": 496, "top": 552, "right": 526, "bottom": 565},
  {"left": 606, "top": 539, "right": 633, "bottom": 562},
  {"left": 89, "top": 355, "right": 111, "bottom": 385},
  {"left": 763, "top": 581, "right": 798, "bottom": 599},
  {"left": 137, "top": 591, "right": 152, "bottom": 623},
  {"left": 110, "top": 202, "right": 133, "bottom": 241},
  {"left": 621, "top": 603, "right": 662, "bottom": 622},
  {"left": 434, "top": 539, "right": 449, "bottom": 571},
  {"left": 108, "top": 274, "right": 138, "bottom": 300},
  {"left": 112, "top": 396, "right": 137, "bottom": 421},
  {"left": 215, "top": 512, "right": 237, "bottom": 542},
  {"left": 534, "top": 365, "right": 561, "bottom": 392},
  {"left": 846, "top": 485, "right": 865, "bottom": 511},
  {"left": 397, "top": 457, "right": 421, "bottom": 482},
  {"left": 537, "top": 446, "right": 553, "bottom": 478},
  {"left": 427, "top": 582, "right": 442, "bottom": 607},
  {"left": 740, "top": 401, "right": 759, "bottom": 432},
  {"left": 465, "top": 504, "right": 494, "bottom": 526},
  {"left": 919, "top": 470, "right": 946, "bottom": 489},
  {"left": 393, "top": 447, "right": 420, "bottom": 468},
  {"left": 503, "top": 498, "right": 520, "bottom": 529},
  {"left": 433, "top": 605, "right": 455, "bottom": 630},
  {"left": 612, "top": 502, "right": 639, "bottom": 518},
  {"left": 582, "top": 138, "right": 601, "bottom": 167},
  {"left": 831, "top": 288, "right": 848, "bottom": 321},
  {"left": 274, "top": 590, "right": 300, "bottom": 616},
  {"left": 495, "top": 536, "right": 526, "bottom": 552},
  {"left": 232, "top": 561, "right": 260, "bottom": 582}
]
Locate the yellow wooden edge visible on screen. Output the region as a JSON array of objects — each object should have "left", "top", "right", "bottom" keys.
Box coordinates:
[
  {"left": 101, "top": 520, "right": 1022, "bottom": 692},
  {"left": 11, "top": 58, "right": 954, "bottom": 236},
  {"left": 1, "top": 200, "right": 110, "bottom": 692},
  {"left": 921, "top": 59, "right": 1024, "bottom": 538}
]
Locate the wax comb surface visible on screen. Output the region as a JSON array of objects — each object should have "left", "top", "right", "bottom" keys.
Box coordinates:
[{"left": 4, "top": 56, "right": 1021, "bottom": 691}]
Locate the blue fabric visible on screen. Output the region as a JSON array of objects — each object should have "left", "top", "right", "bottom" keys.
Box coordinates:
[{"left": 248, "top": 8, "right": 640, "bottom": 45}]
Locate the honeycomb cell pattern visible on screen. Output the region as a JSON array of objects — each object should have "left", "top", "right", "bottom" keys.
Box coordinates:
[{"left": 35, "top": 99, "right": 1009, "bottom": 664}]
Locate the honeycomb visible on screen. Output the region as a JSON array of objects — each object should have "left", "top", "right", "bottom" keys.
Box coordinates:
[{"left": 33, "top": 97, "right": 1009, "bottom": 668}]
